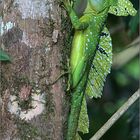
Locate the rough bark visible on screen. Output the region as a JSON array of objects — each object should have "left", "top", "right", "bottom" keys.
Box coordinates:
[{"left": 0, "top": 0, "right": 69, "bottom": 140}]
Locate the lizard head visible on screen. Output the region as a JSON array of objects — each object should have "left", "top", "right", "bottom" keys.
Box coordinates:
[{"left": 89, "top": 0, "right": 111, "bottom": 12}]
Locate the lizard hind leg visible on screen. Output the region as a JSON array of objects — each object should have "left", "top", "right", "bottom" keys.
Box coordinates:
[{"left": 66, "top": 70, "right": 88, "bottom": 140}]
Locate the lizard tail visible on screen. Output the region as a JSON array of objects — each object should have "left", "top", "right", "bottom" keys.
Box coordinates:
[
  {"left": 66, "top": 89, "right": 84, "bottom": 140},
  {"left": 66, "top": 70, "right": 88, "bottom": 140}
]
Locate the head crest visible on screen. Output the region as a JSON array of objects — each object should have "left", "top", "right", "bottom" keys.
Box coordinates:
[{"left": 109, "top": 0, "right": 137, "bottom": 16}]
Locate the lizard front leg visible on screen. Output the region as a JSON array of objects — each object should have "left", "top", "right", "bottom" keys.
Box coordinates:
[{"left": 63, "top": 0, "right": 90, "bottom": 30}]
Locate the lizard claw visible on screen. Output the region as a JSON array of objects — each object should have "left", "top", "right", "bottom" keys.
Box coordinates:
[{"left": 62, "top": 0, "right": 74, "bottom": 12}]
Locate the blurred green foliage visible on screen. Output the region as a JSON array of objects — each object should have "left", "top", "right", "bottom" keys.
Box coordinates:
[{"left": 129, "top": 10, "right": 139, "bottom": 35}]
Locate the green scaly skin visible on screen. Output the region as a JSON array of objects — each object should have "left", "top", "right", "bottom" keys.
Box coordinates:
[{"left": 64, "top": 0, "right": 121, "bottom": 139}]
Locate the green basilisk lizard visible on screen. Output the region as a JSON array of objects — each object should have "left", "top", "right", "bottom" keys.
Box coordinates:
[{"left": 62, "top": 0, "right": 137, "bottom": 139}]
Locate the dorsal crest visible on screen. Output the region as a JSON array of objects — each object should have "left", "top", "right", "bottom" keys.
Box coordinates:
[{"left": 109, "top": 0, "right": 137, "bottom": 16}]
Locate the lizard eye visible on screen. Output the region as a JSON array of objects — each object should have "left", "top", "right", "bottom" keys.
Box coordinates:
[{"left": 89, "top": 0, "right": 109, "bottom": 12}]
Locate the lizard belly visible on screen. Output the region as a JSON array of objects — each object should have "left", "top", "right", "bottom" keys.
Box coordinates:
[
  {"left": 70, "top": 27, "right": 101, "bottom": 88},
  {"left": 70, "top": 31, "right": 87, "bottom": 88}
]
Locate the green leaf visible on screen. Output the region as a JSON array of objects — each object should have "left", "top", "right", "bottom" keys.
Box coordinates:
[
  {"left": 0, "top": 49, "right": 11, "bottom": 61},
  {"left": 109, "top": 0, "right": 137, "bottom": 16},
  {"left": 86, "top": 27, "right": 112, "bottom": 98},
  {"left": 77, "top": 96, "right": 89, "bottom": 134}
]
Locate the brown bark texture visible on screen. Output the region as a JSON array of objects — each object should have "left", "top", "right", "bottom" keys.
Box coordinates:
[{"left": 0, "top": 0, "right": 70, "bottom": 140}]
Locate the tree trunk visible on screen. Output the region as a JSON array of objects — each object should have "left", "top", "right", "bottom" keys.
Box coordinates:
[{"left": 0, "top": 0, "right": 70, "bottom": 139}]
